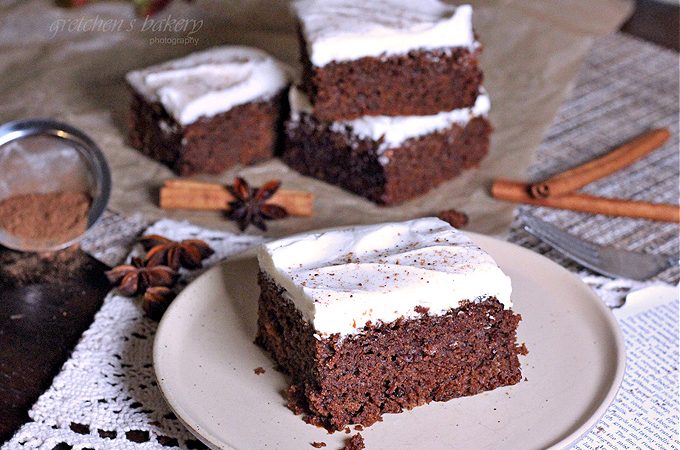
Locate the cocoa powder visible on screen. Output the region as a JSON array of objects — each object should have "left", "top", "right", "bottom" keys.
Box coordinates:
[{"left": 0, "top": 191, "right": 91, "bottom": 244}]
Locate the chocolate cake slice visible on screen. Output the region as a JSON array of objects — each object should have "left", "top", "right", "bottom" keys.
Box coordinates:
[
  {"left": 255, "top": 218, "right": 524, "bottom": 431},
  {"left": 126, "top": 46, "right": 291, "bottom": 175},
  {"left": 293, "top": 0, "right": 483, "bottom": 121},
  {"left": 283, "top": 87, "right": 492, "bottom": 204}
]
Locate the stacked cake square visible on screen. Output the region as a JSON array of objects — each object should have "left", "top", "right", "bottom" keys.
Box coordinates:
[{"left": 284, "top": 0, "right": 492, "bottom": 204}]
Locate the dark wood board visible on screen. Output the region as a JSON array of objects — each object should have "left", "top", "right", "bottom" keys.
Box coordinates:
[
  {"left": 0, "top": 247, "right": 110, "bottom": 442},
  {"left": 622, "top": 0, "right": 680, "bottom": 51}
]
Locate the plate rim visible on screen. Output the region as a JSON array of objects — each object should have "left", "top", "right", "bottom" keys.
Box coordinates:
[{"left": 153, "top": 232, "right": 626, "bottom": 450}]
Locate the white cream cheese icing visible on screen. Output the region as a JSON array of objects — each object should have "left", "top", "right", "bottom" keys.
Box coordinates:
[
  {"left": 126, "top": 46, "right": 290, "bottom": 126},
  {"left": 257, "top": 218, "right": 512, "bottom": 337},
  {"left": 293, "top": 0, "right": 477, "bottom": 67},
  {"left": 289, "top": 87, "right": 490, "bottom": 153}
]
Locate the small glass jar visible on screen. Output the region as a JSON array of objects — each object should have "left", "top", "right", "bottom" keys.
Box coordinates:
[{"left": 0, "top": 119, "right": 111, "bottom": 252}]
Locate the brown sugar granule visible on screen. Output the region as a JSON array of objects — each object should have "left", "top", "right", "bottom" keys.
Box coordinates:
[
  {"left": 342, "top": 434, "right": 365, "bottom": 450},
  {"left": 310, "top": 442, "right": 326, "bottom": 448},
  {"left": 437, "top": 209, "right": 469, "bottom": 229},
  {"left": 254, "top": 367, "right": 266, "bottom": 375},
  {"left": 0, "top": 191, "right": 91, "bottom": 243}
]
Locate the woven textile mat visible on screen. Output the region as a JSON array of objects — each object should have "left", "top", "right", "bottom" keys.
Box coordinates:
[{"left": 509, "top": 33, "right": 679, "bottom": 294}]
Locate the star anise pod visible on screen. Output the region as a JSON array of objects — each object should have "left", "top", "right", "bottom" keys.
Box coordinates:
[
  {"left": 226, "top": 177, "right": 288, "bottom": 232},
  {"left": 142, "top": 286, "right": 176, "bottom": 321},
  {"left": 139, "top": 235, "right": 214, "bottom": 270},
  {"left": 105, "top": 257, "right": 177, "bottom": 296}
]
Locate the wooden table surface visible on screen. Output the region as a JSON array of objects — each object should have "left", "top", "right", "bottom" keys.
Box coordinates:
[{"left": 0, "top": 1, "right": 677, "bottom": 445}]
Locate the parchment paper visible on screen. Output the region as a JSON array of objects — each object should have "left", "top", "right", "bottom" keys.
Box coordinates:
[{"left": 0, "top": 0, "right": 633, "bottom": 237}]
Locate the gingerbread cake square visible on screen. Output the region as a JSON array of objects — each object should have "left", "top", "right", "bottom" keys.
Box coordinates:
[
  {"left": 255, "top": 218, "right": 524, "bottom": 431},
  {"left": 283, "top": 87, "right": 492, "bottom": 204},
  {"left": 293, "top": 0, "right": 483, "bottom": 121},
  {"left": 126, "top": 46, "right": 291, "bottom": 175}
]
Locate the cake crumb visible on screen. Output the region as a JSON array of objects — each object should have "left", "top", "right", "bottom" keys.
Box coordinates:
[
  {"left": 354, "top": 425, "right": 364, "bottom": 431},
  {"left": 344, "top": 426, "right": 351, "bottom": 434},
  {"left": 254, "top": 367, "right": 266, "bottom": 375},
  {"left": 437, "top": 208, "right": 469, "bottom": 229},
  {"left": 342, "top": 433, "right": 365, "bottom": 450},
  {"left": 310, "top": 442, "right": 326, "bottom": 448},
  {"left": 414, "top": 305, "right": 430, "bottom": 315},
  {"left": 517, "top": 343, "right": 529, "bottom": 355}
]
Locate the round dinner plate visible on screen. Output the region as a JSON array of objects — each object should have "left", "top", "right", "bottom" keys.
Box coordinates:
[{"left": 154, "top": 233, "right": 625, "bottom": 450}]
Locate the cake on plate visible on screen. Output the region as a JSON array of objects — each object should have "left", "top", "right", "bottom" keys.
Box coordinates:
[
  {"left": 284, "top": 87, "right": 491, "bottom": 204},
  {"left": 127, "top": 46, "right": 290, "bottom": 175},
  {"left": 293, "top": 0, "right": 483, "bottom": 121},
  {"left": 255, "top": 218, "right": 524, "bottom": 431}
]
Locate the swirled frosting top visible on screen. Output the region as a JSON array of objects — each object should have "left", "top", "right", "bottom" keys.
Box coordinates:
[
  {"left": 126, "top": 46, "right": 290, "bottom": 125},
  {"left": 257, "top": 218, "right": 512, "bottom": 337},
  {"left": 293, "top": 0, "right": 476, "bottom": 67}
]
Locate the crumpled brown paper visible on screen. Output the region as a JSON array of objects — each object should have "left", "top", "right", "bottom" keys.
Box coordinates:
[{"left": 0, "top": 0, "right": 633, "bottom": 238}]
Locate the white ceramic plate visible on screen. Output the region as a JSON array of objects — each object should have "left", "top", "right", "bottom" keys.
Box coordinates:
[{"left": 154, "top": 233, "right": 625, "bottom": 450}]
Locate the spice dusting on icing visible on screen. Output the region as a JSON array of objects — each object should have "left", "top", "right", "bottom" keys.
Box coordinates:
[{"left": 258, "top": 217, "right": 512, "bottom": 336}]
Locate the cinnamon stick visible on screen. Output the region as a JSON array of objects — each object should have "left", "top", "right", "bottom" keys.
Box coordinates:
[
  {"left": 160, "top": 179, "right": 314, "bottom": 217},
  {"left": 492, "top": 179, "right": 680, "bottom": 223},
  {"left": 529, "top": 128, "right": 670, "bottom": 198}
]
